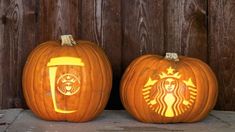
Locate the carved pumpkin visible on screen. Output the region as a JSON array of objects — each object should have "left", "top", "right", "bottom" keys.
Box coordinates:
[
  {"left": 22, "top": 35, "right": 112, "bottom": 122},
  {"left": 120, "top": 53, "right": 218, "bottom": 123}
]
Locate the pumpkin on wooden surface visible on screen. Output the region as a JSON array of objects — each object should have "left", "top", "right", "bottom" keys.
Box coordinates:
[
  {"left": 120, "top": 53, "right": 218, "bottom": 123},
  {"left": 22, "top": 35, "right": 112, "bottom": 122}
]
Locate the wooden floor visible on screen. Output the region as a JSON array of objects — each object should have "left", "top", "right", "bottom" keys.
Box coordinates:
[{"left": 0, "top": 109, "right": 235, "bottom": 132}]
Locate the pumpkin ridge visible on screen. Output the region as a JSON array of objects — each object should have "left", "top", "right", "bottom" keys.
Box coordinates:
[
  {"left": 33, "top": 45, "right": 53, "bottom": 120},
  {"left": 23, "top": 44, "right": 50, "bottom": 117},
  {"left": 142, "top": 57, "right": 162, "bottom": 122},
  {"left": 121, "top": 56, "right": 155, "bottom": 121},
  {"left": 82, "top": 44, "right": 105, "bottom": 120},
  {"left": 129, "top": 64, "right": 147, "bottom": 121},
  {"left": 26, "top": 44, "right": 48, "bottom": 117},
  {"left": 131, "top": 56, "right": 162, "bottom": 122},
  {"left": 77, "top": 45, "right": 94, "bottom": 122},
  {"left": 40, "top": 45, "right": 63, "bottom": 120},
  {"left": 185, "top": 60, "right": 216, "bottom": 122},
  {"left": 180, "top": 60, "right": 208, "bottom": 122},
  {"left": 88, "top": 45, "right": 110, "bottom": 118},
  {"left": 132, "top": 57, "right": 158, "bottom": 122},
  {"left": 190, "top": 59, "right": 218, "bottom": 109},
  {"left": 41, "top": 46, "right": 60, "bottom": 120},
  {"left": 190, "top": 61, "right": 210, "bottom": 122},
  {"left": 98, "top": 52, "right": 112, "bottom": 115},
  {"left": 177, "top": 60, "right": 199, "bottom": 122},
  {"left": 121, "top": 55, "right": 154, "bottom": 109},
  {"left": 183, "top": 58, "right": 218, "bottom": 109}
]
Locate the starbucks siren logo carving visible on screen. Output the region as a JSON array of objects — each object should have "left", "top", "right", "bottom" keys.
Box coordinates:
[
  {"left": 142, "top": 67, "right": 197, "bottom": 117},
  {"left": 56, "top": 73, "right": 81, "bottom": 96}
]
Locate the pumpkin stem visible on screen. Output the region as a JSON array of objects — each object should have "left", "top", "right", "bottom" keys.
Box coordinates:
[
  {"left": 61, "top": 35, "right": 77, "bottom": 46},
  {"left": 165, "top": 53, "right": 179, "bottom": 61}
]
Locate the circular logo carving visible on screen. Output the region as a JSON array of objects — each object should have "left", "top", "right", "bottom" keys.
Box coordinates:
[
  {"left": 56, "top": 73, "right": 80, "bottom": 96},
  {"left": 142, "top": 67, "right": 197, "bottom": 117}
]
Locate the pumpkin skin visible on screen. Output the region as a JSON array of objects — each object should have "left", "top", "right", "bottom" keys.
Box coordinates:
[
  {"left": 22, "top": 36, "right": 112, "bottom": 122},
  {"left": 120, "top": 53, "right": 218, "bottom": 123}
]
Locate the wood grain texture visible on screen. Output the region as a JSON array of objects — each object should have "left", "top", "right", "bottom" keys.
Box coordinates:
[
  {"left": 2, "top": 0, "right": 21, "bottom": 108},
  {"left": 209, "top": 0, "right": 235, "bottom": 110},
  {"left": 164, "top": 0, "right": 207, "bottom": 62},
  {"left": 19, "top": 0, "right": 37, "bottom": 108},
  {"left": 122, "top": 0, "right": 165, "bottom": 68},
  {"left": 3, "top": 0, "right": 24, "bottom": 108},
  {"left": 81, "top": 0, "right": 122, "bottom": 109},
  {"left": 37, "top": 0, "right": 81, "bottom": 42},
  {"left": 0, "top": 0, "right": 37, "bottom": 108},
  {"left": 0, "top": 0, "right": 5, "bottom": 108}
]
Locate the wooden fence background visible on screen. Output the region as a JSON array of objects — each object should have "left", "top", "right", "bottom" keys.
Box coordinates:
[{"left": 0, "top": 0, "right": 235, "bottom": 110}]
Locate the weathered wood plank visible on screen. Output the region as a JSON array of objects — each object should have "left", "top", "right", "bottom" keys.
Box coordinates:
[
  {"left": 81, "top": 0, "right": 122, "bottom": 109},
  {"left": 0, "top": 0, "right": 5, "bottom": 109},
  {"left": 1, "top": 0, "right": 36, "bottom": 108},
  {"left": 37, "top": 0, "right": 81, "bottom": 42},
  {"left": 2, "top": 0, "right": 24, "bottom": 108},
  {"left": 122, "top": 0, "right": 165, "bottom": 68},
  {"left": 164, "top": 0, "right": 207, "bottom": 62},
  {"left": 208, "top": 0, "right": 235, "bottom": 110},
  {"left": 18, "top": 0, "right": 37, "bottom": 108},
  {"left": 5, "top": 110, "right": 235, "bottom": 132}
]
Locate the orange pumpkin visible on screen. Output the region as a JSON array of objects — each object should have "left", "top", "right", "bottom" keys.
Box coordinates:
[
  {"left": 120, "top": 53, "right": 218, "bottom": 123},
  {"left": 22, "top": 35, "right": 112, "bottom": 122}
]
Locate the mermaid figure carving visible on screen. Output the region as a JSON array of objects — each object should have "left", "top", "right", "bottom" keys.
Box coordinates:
[{"left": 142, "top": 67, "right": 197, "bottom": 117}]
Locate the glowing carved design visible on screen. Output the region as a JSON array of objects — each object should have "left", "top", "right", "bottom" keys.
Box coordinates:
[
  {"left": 142, "top": 67, "right": 197, "bottom": 117},
  {"left": 47, "top": 57, "right": 84, "bottom": 67},
  {"left": 47, "top": 57, "right": 84, "bottom": 114},
  {"left": 56, "top": 74, "right": 80, "bottom": 96}
]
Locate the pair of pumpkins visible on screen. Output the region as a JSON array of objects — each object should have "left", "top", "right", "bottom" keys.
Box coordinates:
[{"left": 22, "top": 35, "right": 218, "bottom": 123}]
